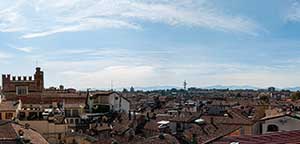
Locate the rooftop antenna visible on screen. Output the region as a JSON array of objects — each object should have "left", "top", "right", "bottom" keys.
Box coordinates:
[
  {"left": 111, "top": 80, "right": 114, "bottom": 91},
  {"left": 35, "top": 60, "right": 39, "bottom": 68}
]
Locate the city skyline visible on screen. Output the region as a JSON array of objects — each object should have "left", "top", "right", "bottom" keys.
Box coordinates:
[{"left": 1, "top": 0, "right": 300, "bottom": 89}]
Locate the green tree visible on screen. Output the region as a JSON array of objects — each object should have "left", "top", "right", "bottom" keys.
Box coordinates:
[
  {"left": 260, "top": 95, "right": 269, "bottom": 103},
  {"left": 291, "top": 92, "right": 300, "bottom": 101}
]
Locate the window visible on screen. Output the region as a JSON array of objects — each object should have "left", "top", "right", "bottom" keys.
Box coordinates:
[
  {"left": 28, "top": 112, "right": 38, "bottom": 120},
  {"left": 16, "top": 86, "right": 28, "bottom": 95},
  {"left": 72, "top": 110, "right": 79, "bottom": 117},
  {"left": 0, "top": 113, "right": 2, "bottom": 120},
  {"left": 70, "top": 119, "right": 74, "bottom": 124},
  {"left": 75, "top": 119, "right": 79, "bottom": 124},
  {"left": 5, "top": 113, "right": 13, "bottom": 119},
  {"left": 19, "top": 112, "right": 26, "bottom": 120},
  {"left": 65, "top": 110, "right": 71, "bottom": 117},
  {"left": 267, "top": 124, "right": 279, "bottom": 132}
]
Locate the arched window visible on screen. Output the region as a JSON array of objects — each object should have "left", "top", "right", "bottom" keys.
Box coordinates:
[{"left": 267, "top": 124, "right": 279, "bottom": 132}]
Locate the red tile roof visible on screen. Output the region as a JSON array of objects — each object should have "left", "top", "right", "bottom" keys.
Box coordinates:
[
  {"left": 215, "top": 130, "right": 300, "bottom": 144},
  {"left": 202, "top": 109, "right": 254, "bottom": 125},
  {"left": 12, "top": 124, "right": 49, "bottom": 144},
  {"left": 0, "top": 121, "right": 48, "bottom": 144},
  {"left": 0, "top": 101, "right": 19, "bottom": 111},
  {"left": 183, "top": 123, "right": 240, "bottom": 143},
  {"left": 0, "top": 121, "right": 17, "bottom": 141}
]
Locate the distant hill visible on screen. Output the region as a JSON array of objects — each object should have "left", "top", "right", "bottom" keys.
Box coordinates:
[
  {"left": 134, "top": 86, "right": 181, "bottom": 91},
  {"left": 111, "top": 85, "right": 300, "bottom": 92},
  {"left": 203, "top": 85, "right": 260, "bottom": 90},
  {"left": 283, "top": 87, "right": 300, "bottom": 91}
]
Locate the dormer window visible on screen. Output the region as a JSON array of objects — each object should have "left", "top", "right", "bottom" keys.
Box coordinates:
[{"left": 16, "top": 86, "right": 28, "bottom": 95}]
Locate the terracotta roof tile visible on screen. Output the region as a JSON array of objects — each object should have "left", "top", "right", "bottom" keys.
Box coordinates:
[
  {"left": 0, "top": 101, "right": 19, "bottom": 111},
  {"left": 215, "top": 130, "right": 300, "bottom": 144},
  {"left": 183, "top": 123, "right": 240, "bottom": 143},
  {"left": 12, "top": 124, "right": 49, "bottom": 144},
  {"left": 0, "top": 121, "right": 17, "bottom": 141}
]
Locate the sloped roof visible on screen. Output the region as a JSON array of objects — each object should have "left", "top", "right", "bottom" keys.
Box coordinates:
[
  {"left": 201, "top": 109, "right": 254, "bottom": 125},
  {"left": 0, "top": 121, "right": 17, "bottom": 142},
  {"left": 260, "top": 113, "right": 300, "bottom": 121},
  {"left": 12, "top": 124, "right": 49, "bottom": 144},
  {"left": 215, "top": 130, "right": 300, "bottom": 144},
  {"left": 0, "top": 101, "right": 19, "bottom": 111},
  {"left": 183, "top": 123, "right": 240, "bottom": 144},
  {"left": 0, "top": 121, "right": 49, "bottom": 144}
]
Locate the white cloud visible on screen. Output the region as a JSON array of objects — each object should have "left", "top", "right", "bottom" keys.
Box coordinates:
[
  {"left": 0, "top": 52, "right": 12, "bottom": 60},
  {"left": 0, "top": 0, "right": 261, "bottom": 38},
  {"left": 15, "top": 47, "right": 33, "bottom": 53},
  {"left": 285, "top": 1, "right": 300, "bottom": 22},
  {"left": 22, "top": 18, "right": 140, "bottom": 39},
  {"left": 39, "top": 54, "right": 300, "bottom": 89}
]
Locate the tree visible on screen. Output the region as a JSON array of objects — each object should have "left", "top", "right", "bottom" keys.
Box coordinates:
[
  {"left": 291, "top": 92, "right": 300, "bottom": 101},
  {"left": 122, "top": 88, "right": 128, "bottom": 93},
  {"left": 260, "top": 95, "right": 269, "bottom": 103}
]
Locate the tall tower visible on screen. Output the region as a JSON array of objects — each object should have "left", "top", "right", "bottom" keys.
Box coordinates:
[
  {"left": 184, "top": 80, "right": 187, "bottom": 91},
  {"left": 34, "top": 67, "right": 44, "bottom": 91}
]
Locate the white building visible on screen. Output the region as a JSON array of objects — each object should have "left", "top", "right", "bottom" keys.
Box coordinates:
[
  {"left": 88, "top": 91, "right": 130, "bottom": 113},
  {"left": 260, "top": 113, "right": 300, "bottom": 134}
]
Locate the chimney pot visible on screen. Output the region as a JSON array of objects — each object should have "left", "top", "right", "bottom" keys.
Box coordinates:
[
  {"left": 128, "top": 110, "right": 132, "bottom": 120},
  {"left": 36, "top": 67, "right": 41, "bottom": 72},
  {"left": 25, "top": 123, "right": 30, "bottom": 129}
]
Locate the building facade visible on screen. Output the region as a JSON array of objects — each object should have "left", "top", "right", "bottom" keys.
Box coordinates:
[{"left": 2, "top": 67, "right": 44, "bottom": 103}]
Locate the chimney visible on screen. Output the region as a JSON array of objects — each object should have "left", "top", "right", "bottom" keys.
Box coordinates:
[
  {"left": 191, "top": 134, "right": 197, "bottom": 143},
  {"left": 18, "top": 130, "right": 24, "bottom": 138},
  {"left": 128, "top": 110, "right": 131, "bottom": 120},
  {"left": 146, "top": 112, "right": 150, "bottom": 120},
  {"left": 23, "top": 76, "right": 27, "bottom": 81},
  {"left": 36, "top": 67, "right": 41, "bottom": 72},
  {"left": 18, "top": 76, "right": 21, "bottom": 81},
  {"left": 210, "top": 117, "right": 218, "bottom": 129},
  {"left": 29, "top": 76, "right": 32, "bottom": 81},
  {"left": 133, "top": 110, "right": 136, "bottom": 120},
  {"left": 159, "top": 133, "right": 165, "bottom": 140},
  {"left": 12, "top": 76, "right": 16, "bottom": 81},
  {"left": 210, "top": 117, "right": 214, "bottom": 125},
  {"left": 25, "top": 123, "right": 30, "bottom": 129}
]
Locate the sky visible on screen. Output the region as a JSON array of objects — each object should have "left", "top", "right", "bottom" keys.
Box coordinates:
[{"left": 1, "top": 0, "right": 300, "bottom": 89}]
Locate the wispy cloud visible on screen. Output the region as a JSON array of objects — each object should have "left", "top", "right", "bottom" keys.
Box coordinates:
[
  {"left": 0, "top": 0, "right": 262, "bottom": 38},
  {"left": 0, "top": 51, "right": 12, "bottom": 59},
  {"left": 285, "top": 1, "right": 300, "bottom": 22},
  {"left": 15, "top": 47, "right": 33, "bottom": 53}
]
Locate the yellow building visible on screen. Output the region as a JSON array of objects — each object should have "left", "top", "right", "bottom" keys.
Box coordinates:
[{"left": 0, "top": 100, "right": 21, "bottom": 120}]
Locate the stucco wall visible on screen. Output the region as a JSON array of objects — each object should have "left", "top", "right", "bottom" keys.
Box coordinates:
[{"left": 262, "top": 116, "right": 300, "bottom": 134}]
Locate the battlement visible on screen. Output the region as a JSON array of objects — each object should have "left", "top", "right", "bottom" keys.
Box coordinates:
[
  {"left": 2, "top": 67, "right": 44, "bottom": 93},
  {"left": 2, "top": 74, "right": 34, "bottom": 82}
]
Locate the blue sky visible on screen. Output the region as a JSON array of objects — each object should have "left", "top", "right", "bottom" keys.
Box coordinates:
[{"left": 1, "top": 0, "right": 300, "bottom": 89}]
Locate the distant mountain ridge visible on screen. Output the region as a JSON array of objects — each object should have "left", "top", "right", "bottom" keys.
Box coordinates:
[
  {"left": 134, "top": 86, "right": 181, "bottom": 91},
  {"left": 127, "top": 85, "right": 300, "bottom": 91},
  {"left": 203, "top": 85, "right": 260, "bottom": 90}
]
